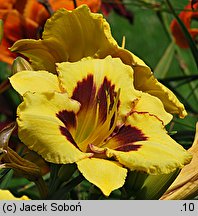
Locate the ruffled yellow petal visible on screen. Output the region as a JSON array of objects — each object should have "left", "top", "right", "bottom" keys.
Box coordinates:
[
  {"left": 132, "top": 63, "right": 187, "bottom": 118},
  {"left": 9, "top": 5, "right": 187, "bottom": 118},
  {"left": 77, "top": 158, "right": 127, "bottom": 196},
  {"left": 10, "top": 5, "right": 118, "bottom": 73},
  {"left": 0, "top": 190, "right": 29, "bottom": 200},
  {"left": 17, "top": 91, "right": 92, "bottom": 164},
  {"left": 10, "top": 39, "right": 60, "bottom": 73},
  {"left": 9, "top": 70, "right": 61, "bottom": 95},
  {"left": 133, "top": 92, "right": 173, "bottom": 125},
  {"left": 104, "top": 112, "right": 192, "bottom": 174},
  {"left": 106, "top": 46, "right": 187, "bottom": 118},
  {"left": 112, "top": 47, "right": 187, "bottom": 118}
]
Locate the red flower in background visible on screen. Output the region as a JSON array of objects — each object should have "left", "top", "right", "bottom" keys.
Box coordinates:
[
  {"left": 101, "top": 0, "right": 133, "bottom": 23},
  {"left": 0, "top": 0, "right": 101, "bottom": 64},
  {"left": 170, "top": 2, "right": 198, "bottom": 48}
]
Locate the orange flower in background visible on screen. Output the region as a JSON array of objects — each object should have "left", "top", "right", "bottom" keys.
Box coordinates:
[
  {"left": 170, "top": 2, "right": 198, "bottom": 48},
  {"left": 0, "top": 0, "right": 101, "bottom": 64},
  {"left": 192, "top": 0, "right": 198, "bottom": 8}
]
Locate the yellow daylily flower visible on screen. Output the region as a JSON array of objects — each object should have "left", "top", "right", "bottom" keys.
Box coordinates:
[
  {"left": 10, "top": 5, "right": 186, "bottom": 118},
  {"left": 0, "top": 189, "right": 29, "bottom": 200},
  {"left": 10, "top": 56, "right": 192, "bottom": 196}
]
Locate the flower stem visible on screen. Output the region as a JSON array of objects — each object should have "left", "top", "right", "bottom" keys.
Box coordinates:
[
  {"left": 73, "top": 0, "right": 77, "bottom": 8},
  {"left": 34, "top": 177, "right": 48, "bottom": 199},
  {"left": 0, "top": 79, "right": 10, "bottom": 94},
  {"left": 38, "top": 0, "right": 54, "bottom": 16},
  {"left": 48, "top": 174, "right": 84, "bottom": 199}
]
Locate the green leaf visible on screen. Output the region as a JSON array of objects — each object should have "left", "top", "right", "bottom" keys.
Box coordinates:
[
  {"left": 0, "top": 169, "right": 11, "bottom": 182},
  {"left": 17, "top": 173, "right": 50, "bottom": 194},
  {"left": 154, "top": 41, "right": 175, "bottom": 79},
  {"left": 123, "top": 169, "right": 180, "bottom": 199},
  {"left": 48, "top": 163, "right": 61, "bottom": 196},
  {"left": 175, "top": 47, "right": 198, "bottom": 102},
  {"left": 8, "top": 177, "right": 30, "bottom": 190},
  {"left": 48, "top": 174, "right": 85, "bottom": 200},
  {"left": 58, "top": 163, "right": 77, "bottom": 182},
  {"left": 0, "top": 169, "right": 14, "bottom": 189},
  {"left": 156, "top": 10, "right": 172, "bottom": 39},
  {"left": 161, "top": 74, "right": 198, "bottom": 82}
]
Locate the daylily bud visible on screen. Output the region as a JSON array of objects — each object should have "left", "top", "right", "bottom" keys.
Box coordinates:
[
  {"left": 0, "top": 122, "right": 16, "bottom": 149},
  {"left": 0, "top": 122, "right": 16, "bottom": 161},
  {"left": 0, "top": 123, "right": 42, "bottom": 183},
  {"left": 161, "top": 122, "right": 198, "bottom": 200},
  {"left": 11, "top": 57, "right": 33, "bottom": 74}
]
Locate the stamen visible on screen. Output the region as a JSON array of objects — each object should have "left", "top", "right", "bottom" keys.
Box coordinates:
[
  {"left": 80, "top": 89, "right": 120, "bottom": 151},
  {"left": 89, "top": 144, "right": 105, "bottom": 154},
  {"left": 92, "top": 99, "right": 100, "bottom": 132},
  {"left": 122, "top": 36, "right": 126, "bottom": 48},
  {"left": 75, "top": 103, "right": 98, "bottom": 149}
]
